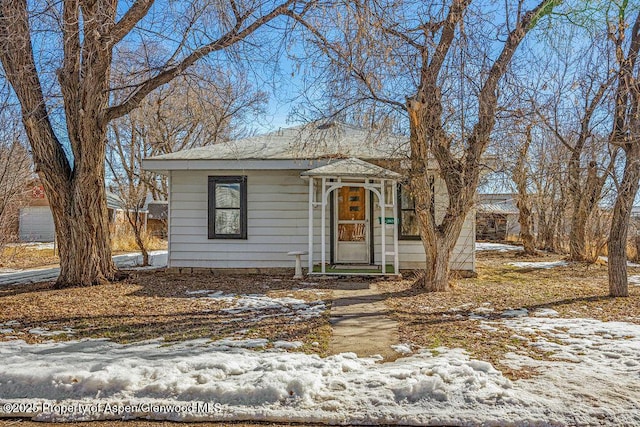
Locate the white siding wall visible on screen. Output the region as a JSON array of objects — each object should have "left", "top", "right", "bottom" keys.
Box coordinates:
[
  {"left": 169, "top": 170, "right": 475, "bottom": 271},
  {"left": 169, "top": 170, "right": 329, "bottom": 268},
  {"left": 371, "top": 176, "right": 475, "bottom": 271}
]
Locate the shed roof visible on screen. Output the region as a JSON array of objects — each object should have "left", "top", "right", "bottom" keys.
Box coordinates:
[
  {"left": 301, "top": 158, "right": 402, "bottom": 179},
  {"left": 106, "top": 192, "right": 125, "bottom": 211},
  {"left": 477, "top": 203, "right": 519, "bottom": 215},
  {"left": 145, "top": 122, "right": 408, "bottom": 162}
]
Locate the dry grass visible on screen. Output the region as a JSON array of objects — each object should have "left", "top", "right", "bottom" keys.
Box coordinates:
[
  {"left": 377, "top": 250, "right": 640, "bottom": 379},
  {"left": 0, "top": 231, "right": 167, "bottom": 270},
  {"left": 0, "top": 246, "right": 58, "bottom": 270},
  {"left": 0, "top": 271, "right": 336, "bottom": 356},
  {"left": 111, "top": 231, "right": 168, "bottom": 253}
]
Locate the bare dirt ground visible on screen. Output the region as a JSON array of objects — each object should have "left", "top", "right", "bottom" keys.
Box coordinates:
[{"left": 378, "top": 249, "right": 640, "bottom": 378}]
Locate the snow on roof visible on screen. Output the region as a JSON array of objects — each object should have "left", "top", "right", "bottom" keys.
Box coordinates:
[
  {"left": 301, "top": 158, "right": 402, "bottom": 179},
  {"left": 145, "top": 122, "right": 409, "bottom": 162}
]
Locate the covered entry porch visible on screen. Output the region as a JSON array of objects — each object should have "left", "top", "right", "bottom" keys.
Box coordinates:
[{"left": 301, "top": 158, "right": 401, "bottom": 276}]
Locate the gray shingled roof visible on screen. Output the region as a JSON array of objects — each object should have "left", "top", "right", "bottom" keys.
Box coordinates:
[
  {"left": 301, "top": 158, "right": 402, "bottom": 179},
  {"left": 145, "top": 122, "right": 409, "bottom": 161}
]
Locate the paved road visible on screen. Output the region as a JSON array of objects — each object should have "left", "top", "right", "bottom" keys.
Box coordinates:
[{"left": 0, "top": 251, "right": 167, "bottom": 286}]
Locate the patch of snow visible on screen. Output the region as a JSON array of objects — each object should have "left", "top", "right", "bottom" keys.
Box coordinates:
[
  {"left": 532, "top": 308, "right": 559, "bottom": 317},
  {"left": 116, "top": 250, "right": 168, "bottom": 269},
  {"left": 501, "top": 316, "right": 640, "bottom": 422},
  {"left": 500, "top": 308, "right": 529, "bottom": 318},
  {"left": 189, "top": 291, "right": 326, "bottom": 320},
  {"left": 211, "top": 338, "right": 268, "bottom": 349},
  {"left": 507, "top": 261, "right": 568, "bottom": 269},
  {"left": 28, "top": 327, "right": 75, "bottom": 337},
  {"left": 5, "top": 242, "right": 54, "bottom": 250},
  {"left": 628, "top": 275, "right": 640, "bottom": 285},
  {"left": 475, "top": 242, "right": 523, "bottom": 252},
  {"left": 473, "top": 307, "right": 494, "bottom": 315},
  {"left": 391, "top": 343, "right": 412, "bottom": 354},
  {"left": 597, "top": 256, "right": 640, "bottom": 268},
  {"left": 469, "top": 307, "right": 494, "bottom": 320},
  {"left": 0, "top": 320, "right": 20, "bottom": 326},
  {"left": 273, "top": 341, "right": 304, "bottom": 349},
  {"left": 478, "top": 322, "right": 499, "bottom": 332},
  {"left": 1, "top": 321, "right": 640, "bottom": 425}
]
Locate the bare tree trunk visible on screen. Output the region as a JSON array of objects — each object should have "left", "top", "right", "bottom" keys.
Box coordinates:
[
  {"left": 513, "top": 125, "right": 537, "bottom": 255},
  {"left": 518, "top": 201, "right": 536, "bottom": 254},
  {"left": 608, "top": 147, "right": 640, "bottom": 297},
  {"left": 607, "top": 9, "right": 640, "bottom": 297},
  {"left": 133, "top": 225, "right": 150, "bottom": 266},
  {"left": 54, "top": 175, "right": 116, "bottom": 287},
  {"left": 569, "top": 209, "right": 589, "bottom": 261},
  {"left": 126, "top": 211, "right": 150, "bottom": 267},
  {"left": 1, "top": 0, "right": 295, "bottom": 286}
]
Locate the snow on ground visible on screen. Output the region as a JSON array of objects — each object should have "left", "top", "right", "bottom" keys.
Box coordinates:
[
  {"left": 390, "top": 343, "right": 412, "bottom": 354},
  {"left": 475, "top": 242, "right": 523, "bottom": 252},
  {"left": 507, "top": 260, "right": 568, "bottom": 269},
  {"left": 597, "top": 256, "right": 640, "bottom": 268},
  {"left": 0, "top": 251, "right": 168, "bottom": 286},
  {"left": 187, "top": 291, "right": 326, "bottom": 321},
  {"left": 5, "top": 242, "right": 54, "bottom": 250},
  {"left": 629, "top": 275, "right": 640, "bottom": 285},
  {"left": 2, "top": 314, "right": 640, "bottom": 425}
]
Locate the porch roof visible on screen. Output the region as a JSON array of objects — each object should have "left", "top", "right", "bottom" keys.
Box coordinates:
[{"left": 300, "top": 158, "right": 402, "bottom": 179}]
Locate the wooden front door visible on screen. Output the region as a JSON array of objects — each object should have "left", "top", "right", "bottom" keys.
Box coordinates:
[{"left": 335, "top": 186, "right": 369, "bottom": 263}]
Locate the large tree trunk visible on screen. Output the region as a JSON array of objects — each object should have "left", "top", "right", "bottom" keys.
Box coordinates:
[
  {"left": 569, "top": 209, "right": 589, "bottom": 261},
  {"left": 420, "top": 234, "right": 459, "bottom": 291},
  {"left": 54, "top": 174, "right": 116, "bottom": 287},
  {"left": 517, "top": 201, "right": 536, "bottom": 255},
  {"left": 407, "top": 97, "right": 471, "bottom": 292},
  {"left": 608, "top": 146, "right": 640, "bottom": 297},
  {"left": 513, "top": 125, "right": 537, "bottom": 255},
  {"left": 403, "top": 0, "right": 555, "bottom": 292},
  {"left": 0, "top": 0, "right": 116, "bottom": 287},
  {"left": 2, "top": 0, "right": 294, "bottom": 287}
]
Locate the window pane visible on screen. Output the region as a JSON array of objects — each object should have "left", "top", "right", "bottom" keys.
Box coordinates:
[
  {"left": 338, "top": 186, "right": 365, "bottom": 220},
  {"left": 401, "top": 211, "right": 419, "bottom": 236},
  {"left": 338, "top": 223, "right": 366, "bottom": 241},
  {"left": 216, "top": 183, "right": 241, "bottom": 208},
  {"left": 401, "top": 190, "right": 415, "bottom": 209},
  {"left": 215, "top": 209, "right": 241, "bottom": 235}
]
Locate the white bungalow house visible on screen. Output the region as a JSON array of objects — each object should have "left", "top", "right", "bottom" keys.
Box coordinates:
[{"left": 142, "top": 123, "right": 475, "bottom": 275}]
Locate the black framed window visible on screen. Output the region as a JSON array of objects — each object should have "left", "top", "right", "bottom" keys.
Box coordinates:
[
  {"left": 397, "top": 178, "right": 435, "bottom": 240},
  {"left": 208, "top": 176, "right": 247, "bottom": 239}
]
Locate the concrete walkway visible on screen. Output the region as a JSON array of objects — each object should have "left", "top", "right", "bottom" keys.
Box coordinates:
[
  {"left": 329, "top": 281, "right": 400, "bottom": 361},
  {"left": 0, "top": 250, "right": 167, "bottom": 286}
]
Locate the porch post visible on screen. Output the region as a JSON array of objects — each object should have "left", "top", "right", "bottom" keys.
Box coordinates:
[
  {"left": 308, "top": 177, "right": 314, "bottom": 274},
  {"left": 380, "top": 179, "right": 386, "bottom": 273},
  {"left": 392, "top": 180, "right": 399, "bottom": 275},
  {"left": 321, "top": 177, "right": 327, "bottom": 274}
]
